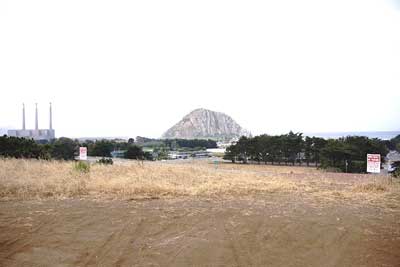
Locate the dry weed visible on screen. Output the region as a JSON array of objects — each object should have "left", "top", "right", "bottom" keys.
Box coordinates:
[
  {"left": 0, "top": 158, "right": 398, "bottom": 201},
  {"left": 353, "top": 183, "right": 388, "bottom": 193}
]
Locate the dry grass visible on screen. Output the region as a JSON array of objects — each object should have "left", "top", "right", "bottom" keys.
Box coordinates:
[
  {"left": 0, "top": 158, "right": 399, "bottom": 201},
  {"left": 352, "top": 176, "right": 394, "bottom": 193}
]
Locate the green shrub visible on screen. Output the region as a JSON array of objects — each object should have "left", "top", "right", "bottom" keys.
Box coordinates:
[
  {"left": 74, "top": 161, "right": 90, "bottom": 173},
  {"left": 97, "top": 157, "right": 113, "bottom": 165},
  {"left": 391, "top": 161, "right": 400, "bottom": 178},
  {"left": 348, "top": 160, "right": 366, "bottom": 173},
  {"left": 392, "top": 168, "right": 400, "bottom": 178},
  {"left": 125, "top": 145, "right": 144, "bottom": 160},
  {"left": 52, "top": 137, "right": 77, "bottom": 160}
]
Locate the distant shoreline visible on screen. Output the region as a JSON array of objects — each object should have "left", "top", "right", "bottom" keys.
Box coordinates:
[{"left": 303, "top": 131, "right": 400, "bottom": 140}]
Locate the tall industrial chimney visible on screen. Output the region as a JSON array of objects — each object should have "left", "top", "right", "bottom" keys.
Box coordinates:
[
  {"left": 22, "top": 103, "right": 26, "bottom": 130},
  {"left": 49, "top": 102, "right": 52, "bottom": 130},
  {"left": 35, "top": 103, "right": 38, "bottom": 130}
]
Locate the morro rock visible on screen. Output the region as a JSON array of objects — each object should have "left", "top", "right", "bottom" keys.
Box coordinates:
[{"left": 162, "top": 108, "right": 250, "bottom": 140}]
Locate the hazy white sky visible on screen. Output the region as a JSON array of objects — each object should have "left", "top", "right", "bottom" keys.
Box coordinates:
[{"left": 0, "top": 0, "right": 399, "bottom": 138}]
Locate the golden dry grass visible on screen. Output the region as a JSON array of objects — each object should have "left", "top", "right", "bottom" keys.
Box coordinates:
[
  {"left": 0, "top": 158, "right": 399, "bottom": 201},
  {"left": 352, "top": 179, "right": 394, "bottom": 193}
]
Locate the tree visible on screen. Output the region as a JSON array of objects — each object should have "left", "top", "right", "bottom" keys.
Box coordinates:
[
  {"left": 280, "top": 134, "right": 290, "bottom": 165},
  {"left": 269, "top": 135, "right": 282, "bottom": 165},
  {"left": 153, "top": 146, "right": 169, "bottom": 160},
  {"left": 388, "top": 134, "right": 400, "bottom": 152},
  {"left": 391, "top": 161, "right": 400, "bottom": 178},
  {"left": 285, "top": 131, "right": 303, "bottom": 165},
  {"left": 321, "top": 139, "right": 349, "bottom": 171},
  {"left": 125, "top": 145, "right": 144, "bottom": 160},
  {"left": 143, "top": 151, "right": 153, "bottom": 161},
  {"left": 223, "top": 145, "right": 238, "bottom": 163},
  {"left": 89, "top": 140, "right": 114, "bottom": 157},
  {"left": 247, "top": 136, "right": 262, "bottom": 163},
  {"left": 51, "top": 137, "right": 77, "bottom": 160},
  {"left": 169, "top": 139, "right": 217, "bottom": 149},
  {"left": 320, "top": 136, "right": 388, "bottom": 173},
  {"left": 258, "top": 135, "right": 272, "bottom": 164},
  {"left": 304, "top": 136, "right": 313, "bottom": 166},
  {"left": 312, "top": 137, "right": 327, "bottom": 167},
  {"left": 236, "top": 136, "right": 250, "bottom": 163},
  {"left": 0, "top": 135, "right": 47, "bottom": 159}
]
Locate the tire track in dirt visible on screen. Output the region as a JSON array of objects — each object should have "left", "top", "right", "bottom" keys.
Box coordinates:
[
  {"left": 223, "top": 221, "right": 242, "bottom": 267},
  {"left": 1, "top": 198, "right": 399, "bottom": 267},
  {"left": 79, "top": 215, "right": 145, "bottom": 266},
  {"left": 126, "top": 208, "right": 206, "bottom": 266},
  {"left": 163, "top": 213, "right": 211, "bottom": 266},
  {"left": 79, "top": 207, "right": 196, "bottom": 266},
  {"left": 114, "top": 218, "right": 147, "bottom": 267},
  {"left": 0, "top": 212, "right": 59, "bottom": 262}
]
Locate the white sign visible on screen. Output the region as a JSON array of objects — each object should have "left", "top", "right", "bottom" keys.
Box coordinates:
[
  {"left": 79, "top": 147, "right": 87, "bottom": 161},
  {"left": 367, "top": 154, "right": 381, "bottom": 173}
]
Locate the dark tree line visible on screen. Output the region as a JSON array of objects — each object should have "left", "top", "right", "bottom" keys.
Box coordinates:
[
  {"left": 223, "top": 132, "right": 389, "bottom": 173},
  {"left": 79, "top": 139, "right": 153, "bottom": 159},
  {"left": 224, "top": 132, "right": 325, "bottom": 166},
  {"left": 0, "top": 135, "right": 151, "bottom": 161},
  {"left": 0, "top": 135, "right": 50, "bottom": 159},
  {"left": 136, "top": 136, "right": 218, "bottom": 150},
  {"left": 1, "top": 135, "right": 206, "bottom": 161},
  {"left": 320, "top": 136, "right": 388, "bottom": 173},
  {"left": 164, "top": 139, "right": 217, "bottom": 149},
  {"left": 0, "top": 135, "right": 77, "bottom": 160}
]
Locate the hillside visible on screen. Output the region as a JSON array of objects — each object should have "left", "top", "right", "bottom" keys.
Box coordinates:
[{"left": 162, "top": 108, "right": 249, "bottom": 140}]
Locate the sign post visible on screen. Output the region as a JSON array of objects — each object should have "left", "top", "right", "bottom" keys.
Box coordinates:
[
  {"left": 367, "top": 154, "right": 381, "bottom": 173},
  {"left": 79, "top": 147, "right": 87, "bottom": 161},
  {"left": 214, "top": 160, "right": 218, "bottom": 169}
]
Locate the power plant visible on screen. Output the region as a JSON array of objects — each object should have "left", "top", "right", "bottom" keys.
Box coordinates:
[{"left": 7, "top": 103, "right": 55, "bottom": 141}]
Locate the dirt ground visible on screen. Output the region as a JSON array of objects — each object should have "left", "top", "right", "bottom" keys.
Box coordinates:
[{"left": 1, "top": 194, "right": 399, "bottom": 267}]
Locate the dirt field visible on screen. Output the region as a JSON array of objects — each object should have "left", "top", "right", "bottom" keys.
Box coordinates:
[{"left": 1, "top": 159, "right": 400, "bottom": 266}]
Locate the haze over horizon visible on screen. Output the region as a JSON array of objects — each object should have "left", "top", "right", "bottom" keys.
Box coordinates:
[{"left": 1, "top": 0, "right": 399, "bottom": 138}]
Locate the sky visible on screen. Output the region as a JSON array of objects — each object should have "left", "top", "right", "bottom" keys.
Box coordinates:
[{"left": 0, "top": 0, "right": 399, "bottom": 138}]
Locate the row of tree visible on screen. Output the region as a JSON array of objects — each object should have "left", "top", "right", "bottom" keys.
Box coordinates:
[
  {"left": 135, "top": 136, "right": 218, "bottom": 150},
  {"left": 0, "top": 135, "right": 150, "bottom": 161},
  {"left": 164, "top": 138, "right": 217, "bottom": 149},
  {"left": 0, "top": 135, "right": 218, "bottom": 161},
  {"left": 0, "top": 136, "right": 76, "bottom": 160},
  {"left": 0, "top": 136, "right": 47, "bottom": 159},
  {"left": 223, "top": 132, "right": 390, "bottom": 173}
]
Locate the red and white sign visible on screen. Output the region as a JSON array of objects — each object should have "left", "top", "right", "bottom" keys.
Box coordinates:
[
  {"left": 79, "top": 147, "right": 87, "bottom": 161},
  {"left": 367, "top": 154, "right": 381, "bottom": 173}
]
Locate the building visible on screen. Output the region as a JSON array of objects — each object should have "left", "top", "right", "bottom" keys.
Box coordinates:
[
  {"left": 110, "top": 150, "right": 126, "bottom": 158},
  {"left": 167, "top": 150, "right": 212, "bottom": 160},
  {"left": 7, "top": 103, "right": 55, "bottom": 141}
]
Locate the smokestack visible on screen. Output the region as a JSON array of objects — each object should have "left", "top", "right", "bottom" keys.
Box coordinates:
[
  {"left": 35, "top": 103, "right": 38, "bottom": 130},
  {"left": 22, "top": 103, "right": 26, "bottom": 130},
  {"left": 49, "top": 102, "right": 52, "bottom": 130}
]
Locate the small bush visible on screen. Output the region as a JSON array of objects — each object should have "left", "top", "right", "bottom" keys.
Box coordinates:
[
  {"left": 391, "top": 161, "right": 400, "bottom": 178},
  {"left": 97, "top": 158, "right": 113, "bottom": 165},
  {"left": 393, "top": 168, "right": 400, "bottom": 178},
  {"left": 348, "top": 160, "right": 366, "bottom": 173},
  {"left": 74, "top": 161, "right": 90, "bottom": 173}
]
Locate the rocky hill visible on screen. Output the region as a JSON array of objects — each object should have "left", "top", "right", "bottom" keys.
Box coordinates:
[{"left": 162, "top": 108, "right": 250, "bottom": 140}]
